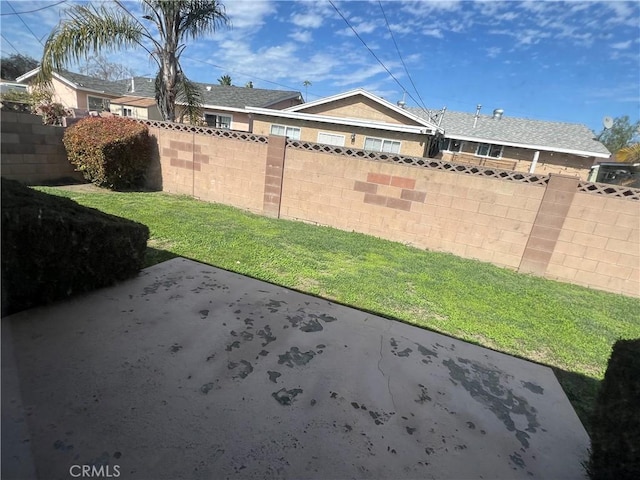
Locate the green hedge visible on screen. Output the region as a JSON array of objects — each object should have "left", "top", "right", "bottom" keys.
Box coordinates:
[
  {"left": 63, "top": 116, "right": 150, "bottom": 190},
  {"left": 588, "top": 338, "right": 640, "bottom": 479},
  {"left": 1, "top": 178, "right": 149, "bottom": 316}
]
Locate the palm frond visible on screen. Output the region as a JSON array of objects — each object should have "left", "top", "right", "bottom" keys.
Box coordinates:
[
  {"left": 37, "top": 4, "right": 145, "bottom": 84},
  {"left": 616, "top": 143, "right": 640, "bottom": 163},
  {"left": 175, "top": 73, "right": 203, "bottom": 124}
]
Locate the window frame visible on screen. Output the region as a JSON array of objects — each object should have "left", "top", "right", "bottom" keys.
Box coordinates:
[
  {"left": 317, "top": 131, "right": 346, "bottom": 147},
  {"left": 270, "top": 124, "right": 301, "bottom": 140},
  {"left": 87, "top": 95, "right": 110, "bottom": 112},
  {"left": 122, "top": 107, "right": 133, "bottom": 117},
  {"left": 442, "top": 138, "right": 463, "bottom": 153},
  {"left": 204, "top": 113, "right": 232, "bottom": 129},
  {"left": 475, "top": 143, "right": 504, "bottom": 159},
  {"left": 363, "top": 136, "right": 401, "bottom": 154}
]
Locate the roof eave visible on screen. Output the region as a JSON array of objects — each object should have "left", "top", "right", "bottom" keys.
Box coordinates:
[{"left": 246, "top": 106, "right": 437, "bottom": 135}]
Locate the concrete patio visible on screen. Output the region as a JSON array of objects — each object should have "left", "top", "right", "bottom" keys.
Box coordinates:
[{"left": 2, "top": 257, "right": 590, "bottom": 479}]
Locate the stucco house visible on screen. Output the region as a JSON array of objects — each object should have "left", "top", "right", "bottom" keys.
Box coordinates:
[
  {"left": 16, "top": 68, "right": 303, "bottom": 129},
  {"left": 246, "top": 89, "right": 443, "bottom": 157},
  {"left": 247, "top": 88, "right": 610, "bottom": 180},
  {"left": 409, "top": 106, "right": 611, "bottom": 179}
]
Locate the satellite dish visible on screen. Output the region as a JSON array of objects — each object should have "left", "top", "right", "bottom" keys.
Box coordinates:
[{"left": 603, "top": 116, "right": 614, "bottom": 129}]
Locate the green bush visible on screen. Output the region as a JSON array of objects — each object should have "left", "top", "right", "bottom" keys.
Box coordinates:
[
  {"left": 63, "top": 117, "right": 151, "bottom": 190},
  {"left": 588, "top": 339, "right": 640, "bottom": 479},
  {"left": 1, "top": 178, "right": 149, "bottom": 317}
]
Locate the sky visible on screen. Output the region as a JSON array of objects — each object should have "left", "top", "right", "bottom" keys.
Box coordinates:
[{"left": 0, "top": 0, "right": 638, "bottom": 133}]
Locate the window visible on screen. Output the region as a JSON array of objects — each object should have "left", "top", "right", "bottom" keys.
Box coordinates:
[
  {"left": 475, "top": 143, "right": 503, "bottom": 158},
  {"left": 204, "top": 113, "right": 232, "bottom": 129},
  {"left": 317, "top": 132, "right": 345, "bottom": 146},
  {"left": 122, "top": 107, "right": 133, "bottom": 117},
  {"left": 442, "top": 138, "right": 463, "bottom": 152},
  {"left": 364, "top": 136, "right": 401, "bottom": 154},
  {"left": 270, "top": 124, "right": 301, "bottom": 140},
  {"left": 87, "top": 95, "right": 110, "bottom": 112}
]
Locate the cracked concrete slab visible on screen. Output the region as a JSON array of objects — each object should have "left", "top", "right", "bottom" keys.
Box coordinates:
[{"left": 3, "top": 258, "right": 590, "bottom": 479}]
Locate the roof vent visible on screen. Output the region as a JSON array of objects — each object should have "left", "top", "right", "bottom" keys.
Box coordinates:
[
  {"left": 493, "top": 108, "right": 504, "bottom": 120},
  {"left": 206, "top": 86, "right": 211, "bottom": 91}
]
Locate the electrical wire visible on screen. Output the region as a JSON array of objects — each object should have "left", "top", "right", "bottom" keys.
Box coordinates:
[
  {"left": 5, "top": 1, "right": 44, "bottom": 46},
  {"left": 0, "top": 1, "right": 67, "bottom": 16},
  {"left": 1, "top": 33, "right": 20, "bottom": 54}
]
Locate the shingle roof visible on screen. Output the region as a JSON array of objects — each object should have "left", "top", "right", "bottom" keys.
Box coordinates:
[
  {"left": 407, "top": 107, "right": 610, "bottom": 157},
  {"left": 21, "top": 69, "right": 301, "bottom": 110}
]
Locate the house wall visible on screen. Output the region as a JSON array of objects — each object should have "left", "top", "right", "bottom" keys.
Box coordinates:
[
  {"left": 300, "top": 95, "right": 422, "bottom": 126},
  {"left": 251, "top": 117, "right": 428, "bottom": 157},
  {"left": 48, "top": 77, "right": 82, "bottom": 110},
  {"left": 0, "top": 111, "right": 84, "bottom": 184},
  {"left": 441, "top": 142, "right": 597, "bottom": 180}
]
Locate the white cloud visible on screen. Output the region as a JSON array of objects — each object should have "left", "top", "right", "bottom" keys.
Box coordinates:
[
  {"left": 289, "top": 30, "right": 312, "bottom": 43},
  {"left": 291, "top": 12, "right": 324, "bottom": 29},
  {"left": 224, "top": 0, "right": 276, "bottom": 30},
  {"left": 486, "top": 47, "right": 502, "bottom": 58},
  {"left": 612, "top": 40, "right": 632, "bottom": 50}
]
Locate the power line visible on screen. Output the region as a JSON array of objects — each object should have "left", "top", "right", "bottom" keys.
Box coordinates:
[
  {"left": 378, "top": 1, "right": 431, "bottom": 116},
  {"left": 5, "top": 1, "right": 44, "bottom": 46},
  {"left": 0, "top": 0, "right": 67, "bottom": 16},
  {"left": 1, "top": 33, "right": 20, "bottom": 54}
]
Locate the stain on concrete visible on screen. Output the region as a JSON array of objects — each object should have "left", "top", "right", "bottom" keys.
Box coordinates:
[
  {"left": 510, "top": 451, "right": 526, "bottom": 469},
  {"left": 257, "top": 326, "right": 276, "bottom": 347},
  {"left": 240, "top": 331, "right": 254, "bottom": 341},
  {"left": 416, "top": 343, "right": 438, "bottom": 364},
  {"left": 199, "top": 309, "right": 209, "bottom": 319},
  {"left": 272, "top": 388, "right": 303, "bottom": 406},
  {"left": 278, "top": 347, "right": 316, "bottom": 368},
  {"left": 268, "top": 371, "right": 281, "bottom": 383},
  {"left": 466, "top": 421, "right": 476, "bottom": 429},
  {"left": 406, "top": 427, "right": 416, "bottom": 435},
  {"left": 368, "top": 410, "right": 395, "bottom": 426},
  {"left": 225, "top": 341, "right": 240, "bottom": 352},
  {"left": 170, "top": 344, "right": 182, "bottom": 353},
  {"left": 395, "top": 348, "right": 412, "bottom": 357},
  {"left": 201, "top": 383, "right": 214, "bottom": 394},
  {"left": 230, "top": 360, "right": 253, "bottom": 380},
  {"left": 415, "top": 384, "right": 431, "bottom": 404},
  {"left": 266, "top": 300, "right": 286, "bottom": 312},
  {"left": 522, "top": 381, "right": 544, "bottom": 395},
  {"left": 443, "top": 357, "right": 540, "bottom": 449}
]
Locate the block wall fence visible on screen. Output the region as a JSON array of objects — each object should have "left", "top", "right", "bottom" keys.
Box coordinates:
[
  {"left": 0, "top": 111, "right": 83, "bottom": 184},
  {"left": 1, "top": 113, "right": 638, "bottom": 297}
]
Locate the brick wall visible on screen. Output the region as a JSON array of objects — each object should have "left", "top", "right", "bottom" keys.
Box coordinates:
[{"left": 0, "top": 111, "right": 83, "bottom": 184}]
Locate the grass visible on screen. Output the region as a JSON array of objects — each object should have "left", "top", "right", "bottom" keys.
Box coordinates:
[{"left": 37, "top": 186, "right": 640, "bottom": 433}]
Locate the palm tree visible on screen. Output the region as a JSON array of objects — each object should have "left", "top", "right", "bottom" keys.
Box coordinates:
[
  {"left": 218, "top": 74, "right": 232, "bottom": 86},
  {"left": 303, "top": 80, "right": 311, "bottom": 102},
  {"left": 37, "top": 0, "right": 229, "bottom": 123},
  {"left": 616, "top": 143, "right": 640, "bottom": 163}
]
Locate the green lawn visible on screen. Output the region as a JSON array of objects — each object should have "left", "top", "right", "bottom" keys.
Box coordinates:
[{"left": 37, "top": 186, "right": 640, "bottom": 433}]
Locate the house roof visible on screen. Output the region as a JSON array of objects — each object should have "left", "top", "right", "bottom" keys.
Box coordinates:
[
  {"left": 407, "top": 107, "right": 611, "bottom": 158},
  {"left": 286, "top": 88, "right": 442, "bottom": 133},
  {"left": 17, "top": 68, "right": 302, "bottom": 110}
]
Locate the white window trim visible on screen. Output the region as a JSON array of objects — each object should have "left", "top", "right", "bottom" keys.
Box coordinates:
[
  {"left": 87, "top": 95, "right": 110, "bottom": 111},
  {"left": 317, "top": 131, "right": 345, "bottom": 146},
  {"left": 475, "top": 143, "right": 504, "bottom": 159},
  {"left": 364, "top": 136, "right": 401, "bottom": 154},
  {"left": 442, "top": 138, "right": 463, "bottom": 153},
  {"left": 270, "top": 124, "right": 301, "bottom": 140},
  {"left": 204, "top": 112, "right": 233, "bottom": 129}
]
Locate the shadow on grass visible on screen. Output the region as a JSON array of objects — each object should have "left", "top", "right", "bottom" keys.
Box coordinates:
[
  {"left": 552, "top": 368, "right": 600, "bottom": 437},
  {"left": 144, "top": 246, "right": 179, "bottom": 268}
]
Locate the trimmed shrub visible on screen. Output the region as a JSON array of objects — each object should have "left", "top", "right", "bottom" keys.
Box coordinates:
[
  {"left": 1, "top": 178, "right": 149, "bottom": 317},
  {"left": 63, "top": 116, "right": 151, "bottom": 190},
  {"left": 588, "top": 339, "right": 640, "bottom": 479}
]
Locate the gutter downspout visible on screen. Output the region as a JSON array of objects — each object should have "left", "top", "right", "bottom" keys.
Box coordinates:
[{"left": 529, "top": 151, "right": 540, "bottom": 173}]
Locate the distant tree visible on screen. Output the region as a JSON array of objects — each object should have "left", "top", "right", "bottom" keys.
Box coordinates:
[
  {"left": 245, "top": 81, "right": 253, "bottom": 88},
  {"left": 37, "top": 0, "right": 230, "bottom": 123},
  {"left": 303, "top": 80, "right": 311, "bottom": 102},
  {"left": 597, "top": 115, "right": 640, "bottom": 155},
  {"left": 1, "top": 54, "right": 39, "bottom": 80},
  {"left": 218, "top": 74, "right": 232, "bottom": 86},
  {"left": 80, "top": 55, "right": 133, "bottom": 81},
  {"left": 616, "top": 143, "right": 640, "bottom": 164}
]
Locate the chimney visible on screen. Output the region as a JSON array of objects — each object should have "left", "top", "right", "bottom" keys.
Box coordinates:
[{"left": 473, "top": 104, "right": 482, "bottom": 128}]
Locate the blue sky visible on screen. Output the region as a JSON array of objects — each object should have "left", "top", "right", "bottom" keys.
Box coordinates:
[{"left": 1, "top": 0, "right": 638, "bottom": 133}]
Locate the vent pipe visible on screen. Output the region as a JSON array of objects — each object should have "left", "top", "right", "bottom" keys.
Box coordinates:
[
  {"left": 473, "top": 104, "right": 482, "bottom": 128},
  {"left": 493, "top": 108, "right": 504, "bottom": 120},
  {"left": 130, "top": 77, "right": 134, "bottom": 92}
]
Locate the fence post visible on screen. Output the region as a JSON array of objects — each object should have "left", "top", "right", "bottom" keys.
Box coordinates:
[{"left": 519, "top": 173, "right": 579, "bottom": 275}]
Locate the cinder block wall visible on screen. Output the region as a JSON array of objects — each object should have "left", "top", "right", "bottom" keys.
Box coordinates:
[
  {"left": 548, "top": 192, "right": 640, "bottom": 297},
  {"left": 280, "top": 147, "right": 544, "bottom": 270},
  {"left": 0, "top": 111, "right": 83, "bottom": 184},
  {"left": 147, "top": 126, "right": 269, "bottom": 213}
]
